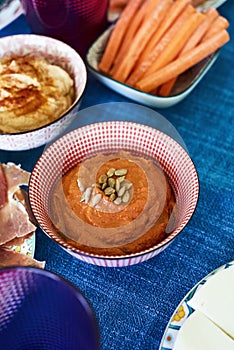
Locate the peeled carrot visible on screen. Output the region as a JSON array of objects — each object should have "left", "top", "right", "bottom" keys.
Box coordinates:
[
  {"left": 134, "top": 0, "right": 191, "bottom": 70},
  {"left": 112, "top": 0, "right": 171, "bottom": 83},
  {"left": 110, "top": 0, "right": 148, "bottom": 76},
  {"left": 191, "top": 0, "right": 205, "bottom": 6},
  {"left": 136, "top": 30, "right": 230, "bottom": 93},
  {"left": 142, "top": 10, "right": 204, "bottom": 76},
  {"left": 182, "top": 8, "right": 219, "bottom": 52},
  {"left": 202, "top": 15, "right": 229, "bottom": 41},
  {"left": 109, "top": 0, "right": 126, "bottom": 14},
  {"left": 98, "top": 0, "right": 143, "bottom": 74},
  {"left": 158, "top": 7, "right": 219, "bottom": 97},
  {"left": 127, "top": 4, "right": 197, "bottom": 86},
  {"left": 157, "top": 76, "right": 176, "bottom": 97}
]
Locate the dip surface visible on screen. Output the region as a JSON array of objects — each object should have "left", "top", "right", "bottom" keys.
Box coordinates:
[
  {"left": 0, "top": 55, "right": 75, "bottom": 133},
  {"left": 51, "top": 151, "right": 176, "bottom": 256}
]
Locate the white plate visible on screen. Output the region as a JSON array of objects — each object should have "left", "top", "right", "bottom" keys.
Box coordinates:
[
  {"left": 0, "top": 0, "right": 23, "bottom": 30},
  {"left": 159, "top": 260, "right": 234, "bottom": 349},
  {"left": 86, "top": 25, "right": 219, "bottom": 109}
]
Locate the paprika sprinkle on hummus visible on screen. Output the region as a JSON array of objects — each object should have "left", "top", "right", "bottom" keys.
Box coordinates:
[
  {"left": 50, "top": 151, "right": 176, "bottom": 256},
  {"left": 0, "top": 55, "right": 75, "bottom": 134}
]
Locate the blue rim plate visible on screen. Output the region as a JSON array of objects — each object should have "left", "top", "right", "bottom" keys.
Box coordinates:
[{"left": 159, "top": 260, "right": 234, "bottom": 350}]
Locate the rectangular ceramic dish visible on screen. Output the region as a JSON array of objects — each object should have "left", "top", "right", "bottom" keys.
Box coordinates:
[{"left": 86, "top": 0, "right": 227, "bottom": 108}]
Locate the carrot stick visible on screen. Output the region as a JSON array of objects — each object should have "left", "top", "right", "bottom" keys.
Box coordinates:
[
  {"left": 109, "top": 4, "right": 125, "bottom": 14},
  {"left": 111, "top": 0, "right": 173, "bottom": 77},
  {"left": 134, "top": 0, "right": 192, "bottom": 70},
  {"left": 181, "top": 8, "right": 219, "bottom": 52},
  {"left": 110, "top": 0, "right": 149, "bottom": 76},
  {"left": 136, "top": 30, "right": 230, "bottom": 93},
  {"left": 98, "top": 0, "right": 143, "bottom": 74},
  {"left": 158, "top": 7, "right": 219, "bottom": 96},
  {"left": 202, "top": 15, "right": 229, "bottom": 41},
  {"left": 110, "top": 0, "right": 128, "bottom": 9},
  {"left": 142, "top": 11, "right": 204, "bottom": 76},
  {"left": 110, "top": 0, "right": 128, "bottom": 6},
  {"left": 127, "top": 5, "right": 197, "bottom": 86},
  {"left": 191, "top": 0, "right": 204, "bottom": 6},
  {"left": 112, "top": 0, "right": 172, "bottom": 83},
  {"left": 157, "top": 78, "right": 176, "bottom": 97}
]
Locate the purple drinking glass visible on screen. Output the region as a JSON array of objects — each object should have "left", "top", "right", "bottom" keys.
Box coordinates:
[
  {"left": 0, "top": 267, "right": 99, "bottom": 350},
  {"left": 20, "top": 0, "right": 109, "bottom": 57}
]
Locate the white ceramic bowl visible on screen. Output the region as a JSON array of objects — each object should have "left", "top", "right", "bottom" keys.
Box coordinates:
[
  {"left": 29, "top": 121, "right": 199, "bottom": 267},
  {"left": 86, "top": 25, "right": 218, "bottom": 109},
  {"left": 0, "top": 34, "right": 87, "bottom": 151}
]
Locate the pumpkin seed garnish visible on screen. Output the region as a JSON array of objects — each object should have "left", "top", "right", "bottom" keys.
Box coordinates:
[
  {"left": 79, "top": 166, "right": 132, "bottom": 206},
  {"left": 109, "top": 193, "right": 116, "bottom": 201},
  {"left": 101, "top": 182, "right": 107, "bottom": 190},
  {"left": 125, "top": 182, "right": 132, "bottom": 190},
  {"left": 80, "top": 192, "right": 86, "bottom": 203},
  {"left": 118, "top": 185, "right": 126, "bottom": 197},
  {"left": 84, "top": 187, "right": 92, "bottom": 204},
  {"left": 115, "top": 169, "right": 127, "bottom": 176},
  {"left": 122, "top": 190, "right": 130, "bottom": 203},
  {"left": 98, "top": 174, "right": 107, "bottom": 184},
  {"left": 108, "top": 177, "right": 115, "bottom": 188},
  {"left": 107, "top": 168, "right": 115, "bottom": 177},
  {"left": 115, "top": 176, "right": 125, "bottom": 192},
  {"left": 114, "top": 197, "right": 122, "bottom": 205},
  {"left": 77, "top": 179, "right": 85, "bottom": 192},
  {"left": 104, "top": 187, "right": 116, "bottom": 196},
  {"left": 91, "top": 193, "right": 102, "bottom": 207}
]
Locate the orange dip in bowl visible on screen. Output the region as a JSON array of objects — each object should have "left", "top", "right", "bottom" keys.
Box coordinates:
[{"left": 51, "top": 151, "right": 176, "bottom": 256}]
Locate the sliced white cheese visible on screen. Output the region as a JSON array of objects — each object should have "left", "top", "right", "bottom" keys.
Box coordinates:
[
  {"left": 188, "top": 265, "right": 234, "bottom": 340},
  {"left": 174, "top": 310, "right": 234, "bottom": 350}
]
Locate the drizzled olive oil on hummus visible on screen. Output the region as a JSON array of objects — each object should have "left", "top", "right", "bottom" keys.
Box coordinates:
[{"left": 51, "top": 151, "right": 176, "bottom": 256}]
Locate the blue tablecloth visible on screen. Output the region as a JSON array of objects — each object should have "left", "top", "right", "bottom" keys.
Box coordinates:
[{"left": 0, "top": 2, "right": 234, "bottom": 349}]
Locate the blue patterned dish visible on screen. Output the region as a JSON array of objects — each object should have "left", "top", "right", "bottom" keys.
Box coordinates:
[
  {"left": 10, "top": 234, "right": 36, "bottom": 258},
  {"left": 159, "top": 260, "right": 234, "bottom": 349}
]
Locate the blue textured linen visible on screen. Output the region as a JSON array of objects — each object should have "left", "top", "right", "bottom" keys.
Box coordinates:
[{"left": 0, "top": 2, "right": 234, "bottom": 349}]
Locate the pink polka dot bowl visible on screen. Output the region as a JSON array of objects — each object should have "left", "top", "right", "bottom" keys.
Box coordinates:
[
  {"left": 0, "top": 34, "right": 87, "bottom": 151},
  {"left": 29, "top": 121, "right": 199, "bottom": 267}
]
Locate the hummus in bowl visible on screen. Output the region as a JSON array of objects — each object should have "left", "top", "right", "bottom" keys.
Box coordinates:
[
  {"left": 0, "top": 55, "right": 75, "bottom": 134},
  {"left": 29, "top": 121, "right": 199, "bottom": 267},
  {"left": 0, "top": 34, "right": 87, "bottom": 150}
]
